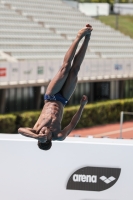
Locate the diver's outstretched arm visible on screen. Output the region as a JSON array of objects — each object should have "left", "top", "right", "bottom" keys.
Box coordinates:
[{"left": 57, "top": 95, "right": 88, "bottom": 140}]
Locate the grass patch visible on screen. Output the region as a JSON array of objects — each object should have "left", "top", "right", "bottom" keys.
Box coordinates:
[{"left": 98, "top": 15, "right": 133, "bottom": 39}]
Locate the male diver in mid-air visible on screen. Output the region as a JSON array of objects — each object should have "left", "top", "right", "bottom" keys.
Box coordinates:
[{"left": 18, "top": 24, "right": 93, "bottom": 150}]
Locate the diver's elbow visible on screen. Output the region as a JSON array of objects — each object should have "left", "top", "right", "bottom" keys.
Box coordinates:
[{"left": 18, "top": 127, "right": 23, "bottom": 134}]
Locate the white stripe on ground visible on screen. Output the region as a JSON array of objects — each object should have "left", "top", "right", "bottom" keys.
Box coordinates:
[{"left": 94, "top": 127, "right": 133, "bottom": 137}]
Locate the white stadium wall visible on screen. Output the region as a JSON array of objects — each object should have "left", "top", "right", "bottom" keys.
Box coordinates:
[
  {"left": 0, "top": 59, "right": 133, "bottom": 87},
  {"left": 0, "top": 134, "right": 133, "bottom": 200},
  {"left": 78, "top": 3, "right": 110, "bottom": 16},
  {"left": 65, "top": 2, "right": 133, "bottom": 16}
]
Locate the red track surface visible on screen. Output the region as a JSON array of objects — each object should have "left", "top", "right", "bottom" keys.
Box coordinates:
[{"left": 69, "top": 121, "right": 133, "bottom": 139}]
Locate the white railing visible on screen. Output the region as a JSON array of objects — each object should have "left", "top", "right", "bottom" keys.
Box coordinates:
[{"left": 120, "top": 111, "right": 133, "bottom": 139}]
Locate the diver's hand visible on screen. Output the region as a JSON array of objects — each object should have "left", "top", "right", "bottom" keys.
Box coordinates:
[
  {"left": 80, "top": 95, "right": 88, "bottom": 106},
  {"left": 37, "top": 127, "right": 47, "bottom": 143}
]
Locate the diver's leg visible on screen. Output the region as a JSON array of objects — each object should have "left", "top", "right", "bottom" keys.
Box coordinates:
[
  {"left": 45, "top": 26, "right": 91, "bottom": 95},
  {"left": 61, "top": 27, "right": 92, "bottom": 100}
]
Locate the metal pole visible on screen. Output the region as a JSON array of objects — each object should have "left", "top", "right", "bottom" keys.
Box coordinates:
[
  {"left": 115, "top": 0, "right": 119, "bottom": 30},
  {"left": 120, "top": 111, "right": 124, "bottom": 139},
  {"left": 97, "top": 6, "right": 99, "bottom": 19},
  {"left": 116, "top": 13, "right": 118, "bottom": 30}
]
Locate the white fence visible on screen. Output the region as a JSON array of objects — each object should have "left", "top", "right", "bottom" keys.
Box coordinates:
[
  {"left": 114, "top": 3, "right": 133, "bottom": 15},
  {"left": 120, "top": 111, "right": 133, "bottom": 139},
  {"left": 0, "top": 134, "right": 133, "bottom": 200},
  {"left": 0, "top": 58, "right": 133, "bottom": 87}
]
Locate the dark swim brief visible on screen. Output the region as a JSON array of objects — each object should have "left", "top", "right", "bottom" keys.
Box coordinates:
[{"left": 44, "top": 93, "right": 68, "bottom": 106}]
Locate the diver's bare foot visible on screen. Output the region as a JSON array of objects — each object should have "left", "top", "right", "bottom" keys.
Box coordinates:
[
  {"left": 86, "top": 24, "right": 92, "bottom": 28},
  {"left": 77, "top": 26, "right": 93, "bottom": 39}
]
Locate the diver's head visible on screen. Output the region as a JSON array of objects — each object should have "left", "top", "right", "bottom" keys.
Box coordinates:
[
  {"left": 37, "top": 140, "right": 52, "bottom": 151},
  {"left": 37, "top": 127, "right": 52, "bottom": 151}
]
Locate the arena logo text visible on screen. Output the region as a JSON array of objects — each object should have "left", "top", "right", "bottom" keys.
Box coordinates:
[{"left": 73, "top": 174, "right": 97, "bottom": 183}]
